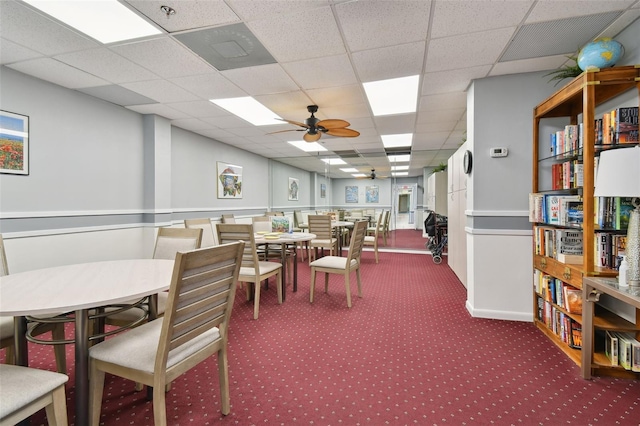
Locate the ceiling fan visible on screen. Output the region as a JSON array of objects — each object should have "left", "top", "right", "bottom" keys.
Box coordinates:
[
  {"left": 358, "top": 169, "right": 387, "bottom": 180},
  {"left": 270, "top": 105, "right": 360, "bottom": 142}
]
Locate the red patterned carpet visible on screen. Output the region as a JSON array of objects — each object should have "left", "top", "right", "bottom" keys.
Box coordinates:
[{"left": 6, "top": 249, "right": 640, "bottom": 425}]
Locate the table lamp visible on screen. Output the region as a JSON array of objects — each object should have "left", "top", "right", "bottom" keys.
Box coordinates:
[{"left": 594, "top": 145, "right": 640, "bottom": 286}]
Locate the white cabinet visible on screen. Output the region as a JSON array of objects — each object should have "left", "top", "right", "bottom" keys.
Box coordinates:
[
  {"left": 447, "top": 145, "right": 467, "bottom": 287},
  {"left": 426, "top": 171, "right": 447, "bottom": 216}
]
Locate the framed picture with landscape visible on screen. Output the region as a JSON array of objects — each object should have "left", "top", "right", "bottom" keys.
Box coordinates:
[
  {"left": 217, "top": 161, "right": 242, "bottom": 198},
  {"left": 0, "top": 110, "right": 29, "bottom": 175}
]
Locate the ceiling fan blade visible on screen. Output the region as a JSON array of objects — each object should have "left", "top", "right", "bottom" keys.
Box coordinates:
[
  {"left": 303, "top": 132, "right": 321, "bottom": 142},
  {"left": 276, "top": 118, "right": 309, "bottom": 128},
  {"left": 317, "top": 119, "right": 350, "bottom": 129},
  {"left": 266, "top": 129, "right": 304, "bottom": 135},
  {"left": 325, "top": 128, "right": 360, "bottom": 137}
]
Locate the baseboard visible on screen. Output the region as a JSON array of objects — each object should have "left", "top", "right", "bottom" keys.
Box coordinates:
[{"left": 465, "top": 300, "right": 533, "bottom": 322}]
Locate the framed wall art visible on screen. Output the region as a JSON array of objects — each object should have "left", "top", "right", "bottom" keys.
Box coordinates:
[
  {"left": 345, "top": 185, "right": 358, "bottom": 203},
  {"left": 217, "top": 162, "right": 242, "bottom": 198},
  {"left": 288, "top": 177, "right": 299, "bottom": 201},
  {"left": 0, "top": 110, "right": 29, "bottom": 175},
  {"left": 320, "top": 183, "right": 326, "bottom": 198},
  {"left": 366, "top": 185, "right": 379, "bottom": 203}
]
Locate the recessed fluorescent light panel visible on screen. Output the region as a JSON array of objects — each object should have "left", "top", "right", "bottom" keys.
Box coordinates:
[
  {"left": 288, "top": 141, "right": 327, "bottom": 152},
  {"left": 340, "top": 168, "right": 359, "bottom": 173},
  {"left": 391, "top": 165, "right": 410, "bottom": 171},
  {"left": 352, "top": 174, "right": 367, "bottom": 177},
  {"left": 23, "top": 0, "right": 162, "bottom": 44},
  {"left": 392, "top": 172, "right": 409, "bottom": 176},
  {"left": 210, "top": 97, "right": 282, "bottom": 125},
  {"left": 382, "top": 133, "right": 413, "bottom": 148},
  {"left": 322, "top": 158, "right": 347, "bottom": 165},
  {"left": 388, "top": 154, "right": 411, "bottom": 163},
  {"left": 363, "top": 75, "right": 419, "bottom": 116}
]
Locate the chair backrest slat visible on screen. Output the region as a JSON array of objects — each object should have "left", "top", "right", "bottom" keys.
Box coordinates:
[
  {"left": 347, "top": 221, "right": 368, "bottom": 264},
  {"left": 216, "top": 223, "right": 260, "bottom": 271},
  {"left": 0, "top": 235, "right": 8, "bottom": 277},
  {"left": 308, "top": 215, "right": 333, "bottom": 240},
  {"left": 155, "top": 241, "right": 244, "bottom": 370}
]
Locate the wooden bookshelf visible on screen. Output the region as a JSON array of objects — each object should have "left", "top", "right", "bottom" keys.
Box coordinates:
[{"left": 531, "top": 65, "right": 640, "bottom": 378}]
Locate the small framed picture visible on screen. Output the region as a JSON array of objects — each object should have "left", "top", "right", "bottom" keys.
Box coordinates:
[
  {"left": 0, "top": 110, "right": 29, "bottom": 175},
  {"left": 217, "top": 162, "right": 242, "bottom": 198},
  {"left": 366, "top": 185, "right": 379, "bottom": 203},
  {"left": 320, "top": 183, "right": 326, "bottom": 198},
  {"left": 288, "top": 177, "right": 299, "bottom": 201}
]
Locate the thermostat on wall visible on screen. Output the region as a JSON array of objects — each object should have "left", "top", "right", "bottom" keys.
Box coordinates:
[{"left": 490, "top": 147, "right": 508, "bottom": 158}]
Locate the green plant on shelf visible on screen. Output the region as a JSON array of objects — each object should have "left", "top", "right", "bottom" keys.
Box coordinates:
[{"left": 543, "top": 55, "right": 583, "bottom": 86}]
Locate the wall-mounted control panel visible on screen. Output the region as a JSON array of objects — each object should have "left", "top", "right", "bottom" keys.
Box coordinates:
[{"left": 490, "top": 147, "right": 508, "bottom": 158}]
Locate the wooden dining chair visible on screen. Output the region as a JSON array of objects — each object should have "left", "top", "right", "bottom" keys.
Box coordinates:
[
  {"left": 309, "top": 220, "right": 368, "bottom": 308},
  {"left": 185, "top": 218, "right": 216, "bottom": 247},
  {"left": 89, "top": 242, "right": 244, "bottom": 426},
  {"left": 364, "top": 212, "right": 385, "bottom": 263},
  {"left": 0, "top": 235, "right": 67, "bottom": 374},
  {"left": 382, "top": 210, "right": 391, "bottom": 245},
  {"left": 221, "top": 214, "right": 236, "bottom": 224},
  {"left": 0, "top": 364, "right": 69, "bottom": 426},
  {"left": 216, "top": 224, "right": 282, "bottom": 320},
  {"left": 307, "top": 215, "right": 338, "bottom": 264},
  {"left": 104, "top": 227, "right": 202, "bottom": 327}
]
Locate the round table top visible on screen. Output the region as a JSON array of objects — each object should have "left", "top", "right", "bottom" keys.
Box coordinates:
[
  {"left": 254, "top": 232, "right": 316, "bottom": 243},
  {"left": 0, "top": 259, "right": 174, "bottom": 316}
]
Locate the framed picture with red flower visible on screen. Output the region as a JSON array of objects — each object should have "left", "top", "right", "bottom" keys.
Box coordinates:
[{"left": 0, "top": 110, "right": 29, "bottom": 175}]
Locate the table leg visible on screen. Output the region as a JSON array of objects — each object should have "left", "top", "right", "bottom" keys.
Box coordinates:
[
  {"left": 281, "top": 243, "right": 287, "bottom": 301},
  {"left": 14, "top": 316, "right": 30, "bottom": 426},
  {"left": 293, "top": 245, "right": 298, "bottom": 292},
  {"left": 75, "top": 309, "right": 89, "bottom": 426}
]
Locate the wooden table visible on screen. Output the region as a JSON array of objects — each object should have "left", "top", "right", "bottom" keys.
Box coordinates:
[
  {"left": 254, "top": 232, "right": 315, "bottom": 298},
  {"left": 0, "top": 259, "right": 175, "bottom": 426},
  {"left": 581, "top": 276, "right": 640, "bottom": 379}
]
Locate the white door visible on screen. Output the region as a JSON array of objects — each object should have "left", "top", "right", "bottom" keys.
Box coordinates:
[{"left": 393, "top": 184, "right": 418, "bottom": 230}]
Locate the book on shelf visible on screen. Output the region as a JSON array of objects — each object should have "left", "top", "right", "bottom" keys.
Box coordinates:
[
  {"left": 605, "top": 330, "right": 619, "bottom": 365},
  {"left": 556, "top": 229, "right": 583, "bottom": 256},
  {"left": 614, "top": 332, "right": 634, "bottom": 371},
  {"left": 556, "top": 253, "right": 583, "bottom": 264},
  {"left": 562, "top": 285, "right": 582, "bottom": 314},
  {"left": 528, "top": 193, "right": 544, "bottom": 223},
  {"left": 617, "top": 197, "right": 635, "bottom": 230},
  {"left": 564, "top": 200, "right": 584, "bottom": 225},
  {"left": 615, "top": 106, "right": 638, "bottom": 144},
  {"left": 570, "top": 321, "right": 582, "bottom": 349}
]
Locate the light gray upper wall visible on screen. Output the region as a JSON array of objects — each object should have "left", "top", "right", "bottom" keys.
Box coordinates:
[
  {"left": 616, "top": 17, "right": 640, "bottom": 65},
  {"left": 0, "top": 67, "right": 146, "bottom": 214},
  {"left": 331, "top": 177, "right": 392, "bottom": 208},
  {"left": 469, "top": 72, "right": 560, "bottom": 215},
  {"left": 269, "top": 160, "right": 312, "bottom": 210},
  {"left": 171, "top": 126, "right": 269, "bottom": 210}
]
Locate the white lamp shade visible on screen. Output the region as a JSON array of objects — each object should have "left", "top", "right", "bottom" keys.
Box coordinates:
[{"left": 594, "top": 146, "right": 640, "bottom": 197}]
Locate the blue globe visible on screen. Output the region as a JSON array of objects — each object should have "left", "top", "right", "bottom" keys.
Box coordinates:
[{"left": 578, "top": 38, "right": 624, "bottom": 71}]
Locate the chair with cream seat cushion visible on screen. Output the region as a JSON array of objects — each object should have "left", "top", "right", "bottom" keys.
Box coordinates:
[
  {"left": 221, "top": 214, "right": 236, "bottom": 224},
  {"left": 184, "top": 218, "right": 216, "bottom": 247},
  {"left": 216, "top": 224, "right": 282, "bottom": 320},
  {"left": 0, "top": 363, "right": 69, "bottom": 426},
  {"left": 0, "top": 234, "right": 67, "bottom": 374},
  {"left": 89, "top": 242, "right": 244, "bottom": 426},
  {"left": 309, "top": 220, "right": 368, "bottom": 308},
  {"left": 104, "top": 227, "right": 202, "bottom": 327}
]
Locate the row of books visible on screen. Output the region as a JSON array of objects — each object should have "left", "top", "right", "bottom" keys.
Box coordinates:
[
  {"left": 547, "top": 106, "right": 638, "bottom": 156},
  {"left": 604, "top": 330, "right": 640, "bottom": 372},
  {"left": 598, "top": 106, "right": 639, "bottom": 145},
  {"left": 536, "top": 296, "right": 582, "bottom": 349},
  {"left": 595, "top": 233, "right": 627, "bottom": 269},
  {"left": 534, "top": 226, "right": 583, "bottom": 262},
  {"left": 550, "top": 160, "right": 583, "bottom": 190},
  {"left": 596, "top": 196, "right": 635, "bottom": 230},
  {"left": 530, "top": 194, "right": 633, "bottom": 231},
  {"left": 533, "top": 270, "right": 582, "bottom": 314},
  {"left": 529, "top": 194, "right": 583, "bottom": 226}
]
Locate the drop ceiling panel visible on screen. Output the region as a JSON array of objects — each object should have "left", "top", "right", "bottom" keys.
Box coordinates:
[
  {"left": 0, "top": 1, "right": 98, "bottom": 55},
  {"left": 111, "top": 37, "right": 214, "bottom": 79},
  {"left": 246, "top": 7, "right": 345, "bottom": 63},
  {"left": 55, "top": 48, "right": 159, "bottom": 83},
  {"left": 421, "top": 65, "right": 491, "bottom": 96},
  {"left": 125, "top": 0, "right": 240, "bottom": 33},
  {"left": 352, "top": 41, "right": 426, "bottom": 82},
  {"left": 126, "top": 103, "right": 189, "bottom": 120},
  {"left": 430, "top": 0, "right": 532, "bottom": 39},
  {"left": 374, "top": 115, "right": 416, "bottom": 135},
  {"left": 525, "top": 0, "right": 635, "bottom": 23},
  {"left": 335, "top": 0, "right": 431, "bottom": 52},
  {"left": 7, "top": 58, "right": 108, "bottom": 88},
  {"left": 254, "top": 91, "right": 314, "bottom": 116},
  {"left": 416, "top": 108, "right": 465, "bottom": 124},
  {"left": 169, "top": 73, "right": 246, "bottom": 99},
  {"left": 426, "top": 27, "right": 516, "bottom": 72},
  {"left": 165, "top": 100, "right": 228, "bottom": 117},
  {"left": 282, "top": 54, "right": 358, "bottom": 90},
  {"left": 79, "top": 85, "right": 156, "bottom": 106},
  {"left": 305, "top": 85, "right": 366, "bottom": 108},
  {"left": 490, "top": 54, "right": 570, "bottom": 77},
  {"left": 121, "top": 80, "right": 200, "bottom": 103},
  {"left": 419, "top": 93, "right": 467, "bottom": 112},
  {"left": 416, "top": 121, "right": 459, "bottom": 134},
  {"left": 227, "top": 0, "right": 330, "bottom": 21},
  {"left": 0, "top": 38, "right": 42, "bottom": 64},
  {"left": 170, "top": 118, "right": 215, "bottom": 131},
  {"left": 317, "top": 102, "right": 371, "bottom": 120},
  {"left": 221, "top": 63, "right": 298, "bottom": 95}
]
